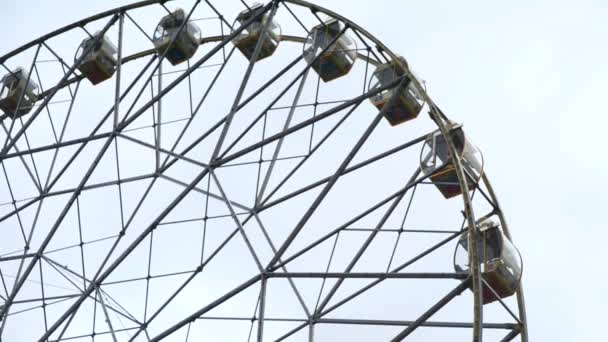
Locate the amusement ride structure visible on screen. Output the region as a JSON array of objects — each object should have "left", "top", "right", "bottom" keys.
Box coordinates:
[{"left": 0, "top": 1, "right": 527, "bottom": 340}]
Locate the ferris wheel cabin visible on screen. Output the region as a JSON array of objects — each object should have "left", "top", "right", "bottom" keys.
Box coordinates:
[
  {"left": 76, "top": 33, "right": 118, "bottom": 85},
  {"left": 232, "top": 3, "right": 281, "bottom": 62},
  {"left": 369, "top": 57, "right": 424, "bottom": 126},
  {"left": 420, "top": 123, "right": 482, "bottom": 199},
  {"left": 0, "top": 68, "right": 38, "bottom": 118},
  {"left": 454, "top": 218, "right": 522, "bottom": 304},
  {"left": 304, "top": 19, "right": 357, "bottom": 82},
  {"left": 153, "top": 8, "right": 201, "bottom": 66}
]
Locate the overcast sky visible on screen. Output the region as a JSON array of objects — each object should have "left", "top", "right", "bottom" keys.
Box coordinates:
[{"left": 1, "top": 0, "right": 607, "bottom": 341}]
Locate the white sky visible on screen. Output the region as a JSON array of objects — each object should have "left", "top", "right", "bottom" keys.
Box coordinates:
[{"left": 1, "top": 0, "right": 607, "bottom": 341}]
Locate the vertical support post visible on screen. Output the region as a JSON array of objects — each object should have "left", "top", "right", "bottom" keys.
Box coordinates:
[
  {"left": 308, "top": 321, "right": 315, "bottom": 342},
  {"left": 156, "top": 62, "right": 162, "bottom": 172},
  {"left": 97, "top": 288, "right": 119, "bottom": 342},
  {"left": 114, "top": 11, "right": 125, "bottom": 129},
  {"left": 257, "top": 276, "right": 267, "bottom": 342}
]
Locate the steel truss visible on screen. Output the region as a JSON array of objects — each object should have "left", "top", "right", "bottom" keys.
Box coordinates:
[{"left": 0, "top": 0, "right": 527, "bottom": 341}]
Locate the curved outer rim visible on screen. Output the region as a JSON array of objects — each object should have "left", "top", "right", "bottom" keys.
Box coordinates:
[
  {"left": 0, "top": 0, "right": 167, "bottom": 63},
  {"left": 0, "top": 0, "right": 528, "bottom": 340},
  {"left": 283, "top": 1, "right": 528, "bottom": 340},
  {"left": 481, "top": 173, "right": 529, "bottom": 340}
]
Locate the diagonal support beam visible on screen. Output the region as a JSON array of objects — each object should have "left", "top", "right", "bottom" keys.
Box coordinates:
[
  {"left": 210, "top": 170, "right": 263, "bottom": 271},
  {"left": 209, "top": 2, "right": 279, "bottom": 161},
  {"left": 390, "top": 278, "right": 471, "bottom": 341},
  {"left": 265, "top": 76, "right": 410, "bottom": 270},
  {"left": 500, "top": 329, "right": 521, "bottom": 342},
  {"left": 215, "top": 75, "right": 402, "bottom": 169},
  {"left": 315, "top": 168, "right": 421, "bottom": 314},
  {"left": 256, "top": 69, "right": 310, "bottom": 204},
  {"left": 151, "top": 274, "right": 262, "bottom": 341}
]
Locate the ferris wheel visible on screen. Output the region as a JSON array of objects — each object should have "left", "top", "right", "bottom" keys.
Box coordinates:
[{"left": 0, "top": 1, "right": 528, "bottom": 341}]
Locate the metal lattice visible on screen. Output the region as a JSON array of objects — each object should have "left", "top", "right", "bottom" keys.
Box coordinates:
[{"left": 0, "top": 1, "right": 527, "bottom": 341}]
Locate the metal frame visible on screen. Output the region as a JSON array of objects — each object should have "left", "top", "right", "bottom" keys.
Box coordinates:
[{"left": 0, "top": 0, "right": 527, "bottom": 341}]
